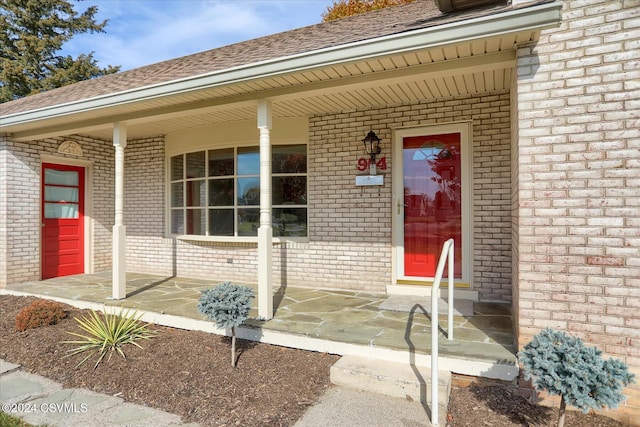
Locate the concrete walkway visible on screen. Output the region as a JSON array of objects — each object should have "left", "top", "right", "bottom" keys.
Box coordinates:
[
  {"left": 2, "top": 358, "right": 441, "bottom": 427},
  {"left": 0, "top": 360, "right": 198, "bottom": 427},
  {"left": 294, "top": 386, "right": 437, "bottom": 427}
]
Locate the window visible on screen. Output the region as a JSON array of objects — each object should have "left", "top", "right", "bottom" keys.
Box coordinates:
[{"left": 170, "top": 145, "right": 307, "bottom": 238}]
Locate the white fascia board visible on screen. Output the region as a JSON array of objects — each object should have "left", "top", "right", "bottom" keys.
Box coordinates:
[{"left": 2, "top": 1, "right": 561, "bottom": 128}]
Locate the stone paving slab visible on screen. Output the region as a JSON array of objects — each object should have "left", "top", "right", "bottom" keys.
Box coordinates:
[
  {"left": 380, "top": 295, "right": 474, "bottom": 316},
  {"left": 0, "top": 361, "right": 198, "bottom": 427},
  {"left": 0, "top": 360, "right": 20, "bottom": 375},
  {"left": 0, "top": 370, "right": 63, "bottom": 402},
  {"left": 3, "top": 272, "right": 518, "bottom": 370}
]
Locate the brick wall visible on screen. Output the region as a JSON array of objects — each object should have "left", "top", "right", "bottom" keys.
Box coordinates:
[
  {"left": 124, "top": 92, "right": 512, "bottom": 296},
  {"left": 515, "top": 0, "right": 639, "bottom": 422},
  {"left": 80, "top": 135, "right": 116, "bottom": 271},
  {"left": 510, "top": 74, "right": 521, "bottom": 335},
  {"left": 0, "top": 136, "right": 7, "bottom": 287},
  {"left": 0, "top": 135, "right": 114, "bottom": 285},
  {"left": 123, "top": 136, "right": 175, "bottom": 275},
  {"left": 305, "top": 92, "right": 513, "bottom": 298},
  {"left": 306, "top": 108, "right": 394, "bottom": 292},
  {"left": 3, "top": 94, "right": 513, "bottom": 299},
  {"left": 1, "top": 138, "right": 41, "bottom": 284}
]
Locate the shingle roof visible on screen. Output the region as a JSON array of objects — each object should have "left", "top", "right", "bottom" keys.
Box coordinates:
[{"left": 1, "top": 0, "right": 541, "bottom": 117}]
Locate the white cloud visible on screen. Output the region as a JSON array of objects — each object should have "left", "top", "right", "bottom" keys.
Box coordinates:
[{"left": 64, "top": 0, "right": 332, "bottom": 70}]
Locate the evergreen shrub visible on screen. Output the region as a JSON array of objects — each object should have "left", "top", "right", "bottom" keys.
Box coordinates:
[
  {"left": 15, "top": 299, "right": 68, "bottom": 332},
  {"left": 197, "top": 282, "right": 254, "bottom": 367},
  {"left": 518, "top": 328, "right": 635, "bottom": 427}
]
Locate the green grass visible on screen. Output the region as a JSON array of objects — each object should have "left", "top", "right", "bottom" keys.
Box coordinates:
[
  {"left": 0, "top": 411, "right": 35, "bottom": 427},
  {"left": 0, "top": 411, "right": 49, "bottom": 427}
]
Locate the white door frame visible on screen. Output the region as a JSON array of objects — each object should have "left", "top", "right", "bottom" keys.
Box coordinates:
[{"left": 391, "top": 122, "right": 473, "bottom": 287}]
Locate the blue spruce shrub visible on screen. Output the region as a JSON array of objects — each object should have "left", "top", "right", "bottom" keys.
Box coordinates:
[
  {"left": 519, "top": 328, "right": 634, "bottom": 427},
  {"left": 197, "top": 282, "right": 254, "bottom": 328},
  {"left": 197, "top": 282, "right": 254, "bottom": 367}
]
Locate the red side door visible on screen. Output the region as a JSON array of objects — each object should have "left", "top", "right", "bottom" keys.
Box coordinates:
[{"left": 42, "top": 163, "right": 85, "bottom": 279}]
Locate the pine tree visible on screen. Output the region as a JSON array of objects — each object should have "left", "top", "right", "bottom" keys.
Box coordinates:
[
  {"left": 518, "top": 328, "right": 635, "bottom": 427},
  {"left": 0, "top": 0, "right": 120, "bottom": 102},
  {"left": 197, "top": 282, "right": 255, "bottom": 367}
]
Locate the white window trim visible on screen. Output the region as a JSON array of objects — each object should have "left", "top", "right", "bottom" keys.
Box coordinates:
[{"left": 165, "top": 143, "right": 309, "bottom": 243}]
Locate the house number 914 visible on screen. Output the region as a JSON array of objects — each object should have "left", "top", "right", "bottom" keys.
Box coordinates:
[{"left": 356, "top": 156, "right": 387, "bottom": 172}]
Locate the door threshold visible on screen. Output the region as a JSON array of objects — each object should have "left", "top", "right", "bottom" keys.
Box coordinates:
[
  {"left": 387, "top": 284, "right": 478, "bottom": 301},
  {"left": 396, "top": 279, "right": 470, "bottom": 288}
]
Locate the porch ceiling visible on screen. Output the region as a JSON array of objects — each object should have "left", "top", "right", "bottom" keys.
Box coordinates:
[{"left": 10, "top": 32, "right": 531, "bottom": 142}]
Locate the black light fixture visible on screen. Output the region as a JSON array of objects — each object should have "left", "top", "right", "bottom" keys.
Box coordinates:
[{"left": 363, "top": 130, "right": 382, "bottom": 163}]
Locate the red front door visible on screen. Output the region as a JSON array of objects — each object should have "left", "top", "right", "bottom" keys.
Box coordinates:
[
  {"left": 403, "top": 133, "right": 462, "bottom": 278},
  {"left": 42, "top": 163, "right": 85, "bottom": 279}
]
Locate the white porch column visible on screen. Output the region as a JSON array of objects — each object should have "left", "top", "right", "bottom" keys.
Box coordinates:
[
  {"left": 112, "top": 123, "right": 127, "bottom": 300},
  {"left": 257, "top": 100, "right": 273, "bottom": 319}
]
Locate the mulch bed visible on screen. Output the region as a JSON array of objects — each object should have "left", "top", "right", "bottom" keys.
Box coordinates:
[
  {"left": 447, "top": 383, "right": 628, "bottom": 427},
  {"left": 0, "top": 295, "right": 338, "bottom": 426},
  {"left": 0, "top": 295, "right": 630, "bottom": 426}
]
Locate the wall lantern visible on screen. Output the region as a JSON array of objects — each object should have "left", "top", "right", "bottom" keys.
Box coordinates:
[
  {"left": 356, "top": 130, "right": 385, "bottom": 186},
  {"left": 362, "top": 130, "right": 382, "bottom": 176},
  {"left": 363, "top": 129, "right": 381, "bottom": 160}
]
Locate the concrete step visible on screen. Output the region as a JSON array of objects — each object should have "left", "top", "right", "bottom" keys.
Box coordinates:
[{"left": 330, "top": 355, "right": 451, "bottom": 406}]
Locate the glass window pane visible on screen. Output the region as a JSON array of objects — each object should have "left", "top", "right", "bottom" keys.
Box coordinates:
[
  {"left": 172, "top": 145, "right": 308, "bottom": 238},
  {"left": 186, "top": 209, "right": 206, "bottom": 235},
  {"left": 273, "top": 145, "right": 307, "bottom": 174},
  {"left": 44, "top": 169, "right": 78, "bottom": 186},
  {"left": 44, "top": 203, "right": 78, "bottom": 219},
  {"left": 45, "top": 186, "right": 78, "bottom": 203},
  {"left": 273, "top": 176, "right": 306, "bottom": 205},
  {"left": 208, "top": 148, "right": 234, "bottom": 176},
  {"left": 237, "top": 208, "right": 259, "bottom": 236},
  {"left": 209, "top": 178, "right": 234, "bottom": 206},
  {"left": 238, "top": 177, "right": 260, "bottom": 206},
  {"left": 186, "top": 180, "right": 206, "bottom": 207},
  {"left": 171, "top": 210, "right": 184, "bottom": 234},
  {"left": 273, "top": 208, "right": 307, "bottom": 237},
  {"left": 186, "top": 151, "right": 205, "bottom": 178},
  {"left": 237, "top": 146, "right": 259, "bottom": 175},
  {"left": 171, "top": 182, "right": 183, "bottom": 207},
  {"left": 209, "top": 209, "right": 234, "bottom": 236},
  {"left": 171, "top": 155, "right": 184, "bottom": 181}
]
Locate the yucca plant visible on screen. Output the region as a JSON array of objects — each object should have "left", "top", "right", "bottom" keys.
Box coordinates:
[{"left": 64, "top": 308, "right": 155, "bottom": 369}]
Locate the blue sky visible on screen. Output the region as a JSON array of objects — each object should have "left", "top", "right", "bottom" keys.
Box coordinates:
[{"left": 65, "top": 0, "right": 334, "bottom": 71}]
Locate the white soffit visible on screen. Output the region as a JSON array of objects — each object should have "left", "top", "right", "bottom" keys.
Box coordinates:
[{"left": 3, "top": 2, "right": 561, "bottom": 141}]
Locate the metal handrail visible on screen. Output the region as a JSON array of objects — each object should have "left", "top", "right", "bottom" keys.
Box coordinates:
[{"left": 430, "top": 238, "right": 455, "bottom": 426}]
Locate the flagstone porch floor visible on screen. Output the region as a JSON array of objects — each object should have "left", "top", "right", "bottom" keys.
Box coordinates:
[{"left": 1, "top": 272, "right": 518, "bottom": 379}]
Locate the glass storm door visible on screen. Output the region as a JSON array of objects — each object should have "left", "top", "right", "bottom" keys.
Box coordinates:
[
  {"left": 42, "top": 163, "right": 85, "bottom": 279},
  {"left": 401, "top": 132, "right": 463, "bottom": 280}
]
